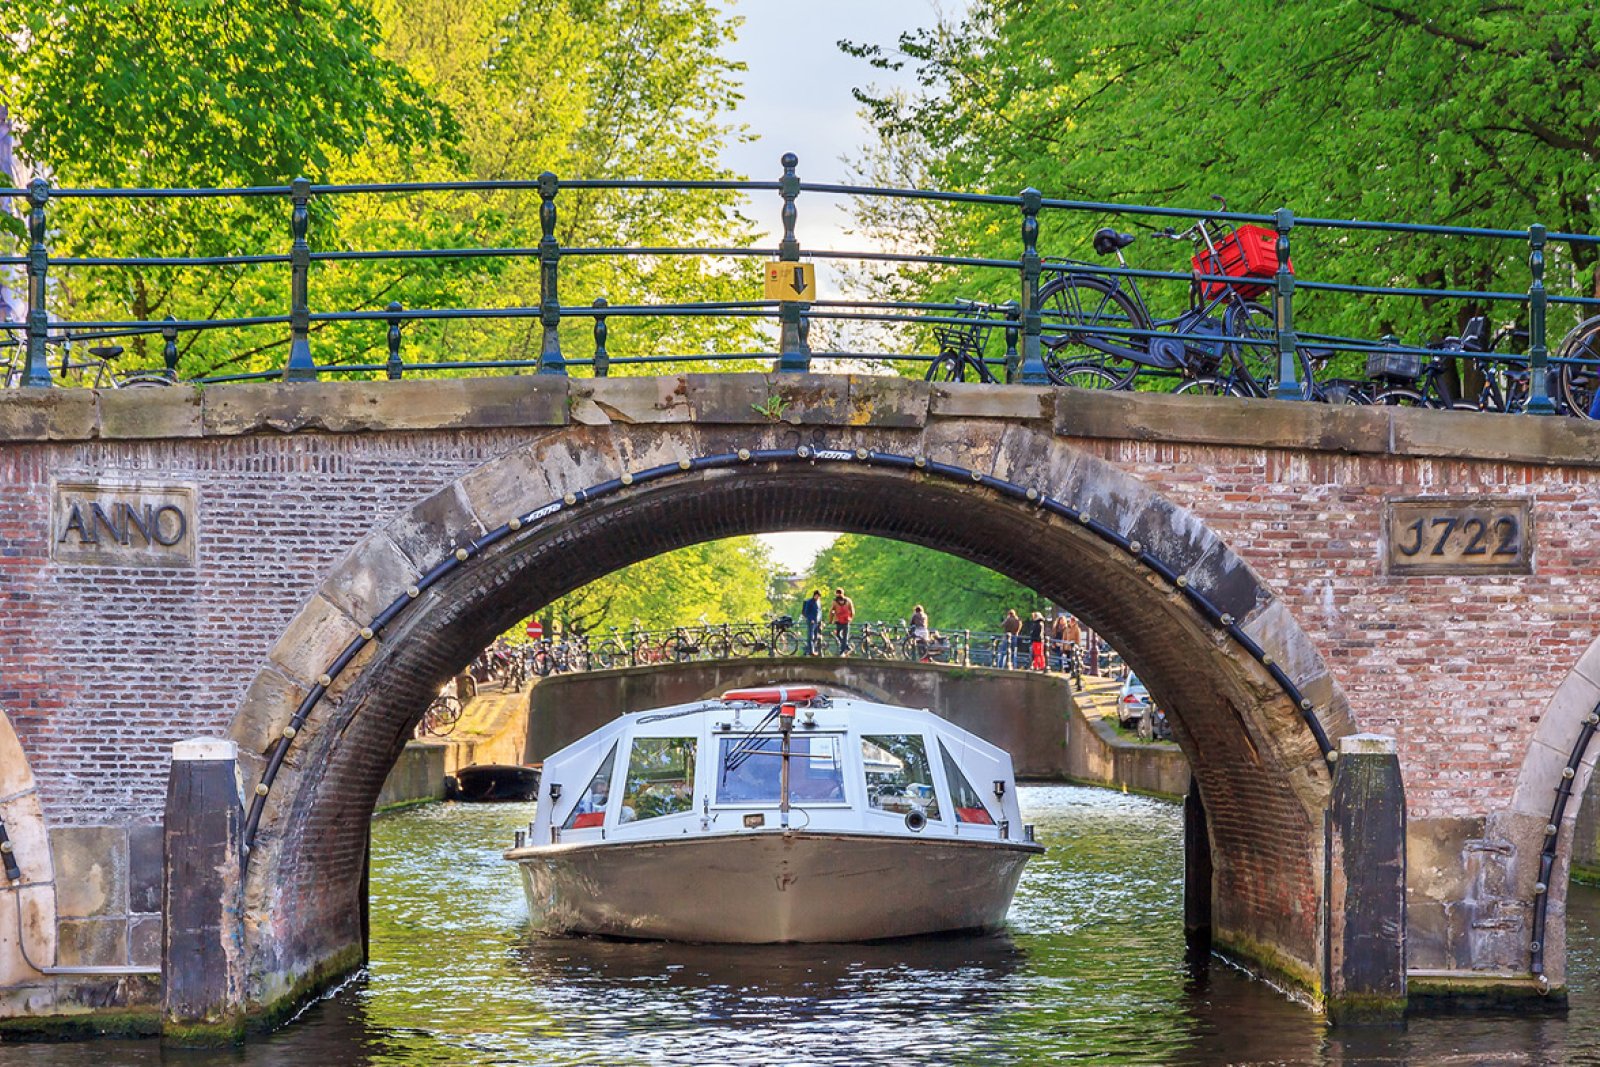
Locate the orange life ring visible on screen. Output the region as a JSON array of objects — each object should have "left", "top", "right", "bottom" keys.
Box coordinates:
[{"left": 720, "top": 685, "right": 819, "bottom": 704}]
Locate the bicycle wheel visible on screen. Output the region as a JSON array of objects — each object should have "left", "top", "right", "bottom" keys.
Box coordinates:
[
  {"left": 773, "top": 630, "right": 801, "bottom": 656},
  {"left": 594, "top": 640, "right": 624, "bottom": 669},
  {"left": 1052, "top": 362, "right": 1125, "bottom": 391},
  {"left": 1368, "top": 387, "right": 1427, "bottom": 407},
  {"left": 1558, "top": 316, "right": 1600, "bottom": 419},
  {"left": 1222, "top": 302, "right": 1314, "bottom": 398},
  {"left": 924, "top": 350, "right": 971, "bottom": 383},
  {"left": 1174, "top": 376, "right": 1245, "bottom": 397},
  {"left": 731, "top": 631, "right": 761, "bottom": 658},
  {"left": 707, "top": 633, "right": 733, "bottom": 660},
  {"left": 663, "top": 635, "right": 693, "bottom": 662},
  {"left": 1038, "top": 275, "right": 1145, "bottom": 387}
]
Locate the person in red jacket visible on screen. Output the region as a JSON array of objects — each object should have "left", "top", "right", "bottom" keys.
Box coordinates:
[{"left": 831, "top": 588, "right": 855, "bottom": 654}]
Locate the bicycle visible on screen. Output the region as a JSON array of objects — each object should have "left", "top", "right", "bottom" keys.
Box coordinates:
[
  {"left": 417, "top": 691, "right": 463, "bottom": 738},
  {"left": 854, "top": 621, "right": 896, "bottom": 660},
  {"left": 1554, "top": 315, "right": 1600, "bottom": 418},
  {"left": 56, "top": 343, "right": 175, "bottom": 389},
  {"left": 729, "top": 615, "right": 801, "bottom": 657},
  {"left": 1038, "top": 200, "right": 1315, "bottom": 398},
  {"left": 593, "top": 626, "right": 632, "bottom": 669},
  {"left": 923, "top": 300, "right": 1009, "bottom": 383}
]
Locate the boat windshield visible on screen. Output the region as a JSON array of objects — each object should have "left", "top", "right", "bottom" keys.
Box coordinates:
[
  {"left": 716, "top": 734, "right": 845, "bottom": 804},
  {"left": 939, "top": 740, "right": 996, "bottom": 825},
  {"left": 561, "top": 742, "right": 618, "bottom": 830},
  {"left": 861, "top": 734, "right": 941, "bottom": 820},
  {"left": 621, "top": 737, "right": 697, "bottom": 822}
]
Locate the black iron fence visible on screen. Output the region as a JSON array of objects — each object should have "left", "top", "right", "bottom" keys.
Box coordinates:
[
  {"left": 479, "top": 621, "right": 1125, "bottom": 679},
  {"left": 4, "top": 153, "right": 1599, "bottom": 415}
]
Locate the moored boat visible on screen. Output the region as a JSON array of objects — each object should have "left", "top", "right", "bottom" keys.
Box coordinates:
[
  {"left": 454, "top": 762, "right": 541, "bottom": 802},
  {"left": 505, "top": 685, "right": 1042, "bottom": 942}
]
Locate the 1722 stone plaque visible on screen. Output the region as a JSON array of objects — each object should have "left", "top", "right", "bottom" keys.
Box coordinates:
[{"left": 1384, "top": 497, "right": 1531, "bottom": 575}]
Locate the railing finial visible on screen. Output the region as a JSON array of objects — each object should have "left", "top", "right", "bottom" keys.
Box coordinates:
[
  {"left": 776, "top": 152, "right": 809, "bottom": 372},
  {"left": 537, "top": 171, "right": 567, "bottom": 376},
  {"left": 284, "top": 177, "right": 316, "bottom": 382}
]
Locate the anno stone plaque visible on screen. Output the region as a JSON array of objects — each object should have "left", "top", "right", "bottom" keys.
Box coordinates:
[
  {"left": 51, "top": 481, "right": 197, "bottom": 566},
  {"left": 1384, "top": 496, "right": 1531, "bottom": 576}
]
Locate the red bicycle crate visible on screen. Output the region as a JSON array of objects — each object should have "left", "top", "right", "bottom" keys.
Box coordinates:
[{"left": 1191, "top": 224, "right": 1289, "bottom": 300}]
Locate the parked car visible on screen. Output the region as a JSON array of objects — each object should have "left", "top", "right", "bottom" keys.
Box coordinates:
[{"left": 1117, "top": 674, "right": 1154, "bottom": 729}]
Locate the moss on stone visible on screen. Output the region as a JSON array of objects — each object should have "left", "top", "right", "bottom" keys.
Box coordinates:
[{"left": 0, "top": 1007, "right": 161, "bottom": 1043}]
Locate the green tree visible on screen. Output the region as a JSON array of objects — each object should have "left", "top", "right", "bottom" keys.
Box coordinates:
[
  {"left": 804, "top": 535, "right": 1049, "bottom": 634},
  {"left": 846, "top": 1, "right": 1600, "bottom": 357},
  {"left": 534, "top": 536, "right": 778, "bottom": 636},
  {"left": 1, "top": 0, "right": 761, "bottom": 379}
]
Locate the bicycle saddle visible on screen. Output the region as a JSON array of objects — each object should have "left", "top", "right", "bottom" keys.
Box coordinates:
[{"left": 1092, "top": 228, "right": 1137, "bottom": 256}]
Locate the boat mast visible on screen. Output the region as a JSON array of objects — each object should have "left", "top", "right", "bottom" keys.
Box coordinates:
[{"left": 778, "top": 701, "right": 795, "bottom": 828}]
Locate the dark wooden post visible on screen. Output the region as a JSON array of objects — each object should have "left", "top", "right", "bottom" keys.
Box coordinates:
[
  {"left": 162, "top": 739, "right": 245, "bottom": 1045},
  {"left": 1184, "top": 783, "right": 1212, "bottom": 948},
  {"left": 1325, "top": 733, "right": 1407, "bottom": 1023}
]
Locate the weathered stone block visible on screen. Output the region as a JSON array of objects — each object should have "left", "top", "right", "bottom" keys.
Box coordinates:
[
  {"left": 685, "top": 373, "right": 854, "bottom": 425},
  {"left": 230, "top": 668, "right": 311, "bottom": 760},
  {"left": 50, "top": 826, "right": 128, "bottom": 919},
  {"left": 56, "top": 919, "right": 128, "bottom": 968},
  {"left": 846, "top": 375, "right": 929, "bottom": 427},
  {"left": 98, "top": 387, "right": 202, "bottom": 440},
  {"left": 129, "top": 915, "right": 161, "bottom": 969},
  {"left": 128, "top": 823, "right": 164, "bottom": 914},
  {"left": 202, "top": 379, "right": 567, "bottom": 436},
  {"left": 266, "top": 594, "right": 364, "bottom": 690},
  {"left": 573, "top": 376, "right": 691, "bottom": 425},
  {"left": 1183, "top": 541, "right": 1271, "bottom": 625},
  {"left": 929, "top": 382, "right": 1052, "bottom": 421},
  {"left": 0, "top": 389, "right": 97, "bottom": 441},
  {"left": 319, "top": 535, "right": 420, "bottom": 628},
  {"left": 386, "top": 483, "right": 484, "bottom": 572}
]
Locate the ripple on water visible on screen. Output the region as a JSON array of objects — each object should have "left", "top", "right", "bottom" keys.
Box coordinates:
[{"left": 9, "top": 786, "right": 1600, "bottom": 1065}]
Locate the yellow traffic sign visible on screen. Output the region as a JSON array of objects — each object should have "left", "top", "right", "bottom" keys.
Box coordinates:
[{"left": 764, "top": 261, "right": 816, "bottom": 302}]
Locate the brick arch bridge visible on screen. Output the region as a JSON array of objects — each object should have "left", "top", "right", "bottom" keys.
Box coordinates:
[{"left": 1, "top": 374, "right": 1598, "bottom": 1035}]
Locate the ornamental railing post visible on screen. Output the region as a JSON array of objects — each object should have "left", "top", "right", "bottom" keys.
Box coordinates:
[
  {"left": 1270, "top": 207, "right": 1302, "bottom": 401},
  {"left": 1003, "top": 300, "right": 1021, "bottom": 383},
  {"left": 1017, "top": 188, "right": 1049, "bottom": 385},
  {"left": 22, "top": 179, "right": 51, "bottom": 387},
  {"left": 776, "top": 153, "right": 810, "bottom": 372},
  {"left": 537, "top": 171, "right": 567, "bottom": 375},
  {"left": 284, "top": 177, "right": 315, "bottom": 381},
  {"left": 385, "top": 301, "right": 404, "bottom": 380},
  {"left": 1524, "top": 223, "right": 1556, "bottom": 415},
  {"left": 592, "top": 297, "right": 610, "bottom": 378},
  {"left": 161, "top": 315, "right": 179, "bottom": 380}
]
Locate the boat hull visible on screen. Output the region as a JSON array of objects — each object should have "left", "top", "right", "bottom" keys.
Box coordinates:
[
  {"left": 508, "top": 831, "right": 1040, "bottom": 943},
  {"left": 453, "top": 763, "right": 540, "bottom": 802}
]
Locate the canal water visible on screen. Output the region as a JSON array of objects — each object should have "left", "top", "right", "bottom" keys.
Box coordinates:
[{"left": 7, "top": 785, "right": 1600, "bottom": 1065}]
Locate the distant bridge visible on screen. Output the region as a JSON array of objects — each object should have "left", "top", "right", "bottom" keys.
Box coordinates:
[{"left": 2, "top": 373, "right": 1600, "bottom": 1035}]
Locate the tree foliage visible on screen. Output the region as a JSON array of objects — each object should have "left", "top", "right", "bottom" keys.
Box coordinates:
[
  {"left": 535, "top": 537, "right": 778, "bottom": 636},
  {"left": 0, "top": 0, "right": 759, "bottom": 378},
  {"left": 845, "top": 1, "right": 1600, "bottom": 355},
  {"left": 802, "top": 535, "right": 1050, "bottom": 634}
]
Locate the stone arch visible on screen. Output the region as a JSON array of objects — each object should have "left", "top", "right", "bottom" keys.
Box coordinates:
[
  {"left": 226, "top": 419, "right": 1354, "bottom": 1013},
  {"left": 0, "top": 710, "right": 56, "bottom": 988},
  {"left": 1504, "top": 636, "right": 1600, "bottom": 989}
]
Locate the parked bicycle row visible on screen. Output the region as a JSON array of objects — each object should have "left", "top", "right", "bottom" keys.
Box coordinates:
[
  {"left": 930, "top": 207, "right": 1600, "bottom": 417},
  {"left": 456, "top": 620, "right": 1127, "bottom": 683}
]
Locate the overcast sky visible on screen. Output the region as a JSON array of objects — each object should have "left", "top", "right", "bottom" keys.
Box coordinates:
[{"left": 718, "top": 0, "right": 951, "bottom": 572}]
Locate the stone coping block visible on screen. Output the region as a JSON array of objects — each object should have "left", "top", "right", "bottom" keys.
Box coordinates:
[{"left": 0, "top": 374, "right": 1594, "bottom": 470}]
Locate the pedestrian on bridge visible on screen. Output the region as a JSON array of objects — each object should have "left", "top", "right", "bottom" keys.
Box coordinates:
[
  {"left": 1001, "top": 609, "right": 1022, "bottom": 669},
  {"left": 802, "top": 589, "right": 823, "bottom": 655},
  {"left": 832, "top": 588, "right": 855, "bottom": 655},
  {"left": 1026, "top": 612, "right": 1047, "bottom": 671}
]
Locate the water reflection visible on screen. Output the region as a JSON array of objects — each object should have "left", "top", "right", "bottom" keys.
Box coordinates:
[{"left": 7, "top": 787, "right": 1600, "bottom": 1064}]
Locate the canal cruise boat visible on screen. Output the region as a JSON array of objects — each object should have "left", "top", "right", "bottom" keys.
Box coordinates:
[{"left": 505, "top": 685, "right": 1043, "bottom": 942}]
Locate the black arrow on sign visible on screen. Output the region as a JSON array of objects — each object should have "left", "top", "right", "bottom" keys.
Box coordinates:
[{"left": 791, "top": 267, "right": 807, "bottom": 295}]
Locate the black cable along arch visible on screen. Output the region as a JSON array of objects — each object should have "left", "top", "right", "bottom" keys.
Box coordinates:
[{"left": 239, "top": 444, "right": 1340, "bottom": 856}]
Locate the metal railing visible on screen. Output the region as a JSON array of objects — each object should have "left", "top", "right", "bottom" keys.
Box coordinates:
[
  {"left": 4, "top": 153, "right": 1599, "bottom": 414},
  {"left": 477, "top": 621, "right": 1123, "bottom": 678}
]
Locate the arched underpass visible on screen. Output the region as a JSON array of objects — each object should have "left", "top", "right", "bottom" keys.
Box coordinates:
[{"left": 225, "top": 418, "right": 1359, "bottom": 1029}]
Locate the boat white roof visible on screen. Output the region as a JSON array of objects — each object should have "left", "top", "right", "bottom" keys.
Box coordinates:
[{"left": 517, "top": 690, "right": 1033, "bottom": 852}]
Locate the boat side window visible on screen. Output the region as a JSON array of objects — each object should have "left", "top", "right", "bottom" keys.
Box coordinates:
[
  {"left": 939, "top": 740, "right": 995, "bottom": 825},
  {"left": 861, "top": 734, "right": 941, "bottom": 820},
  {"left": 561, "top": 742, "right": 618, "bottom": 830},
  {"left": 621, "top": 737, "right": 697, "bottom": 822}
]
